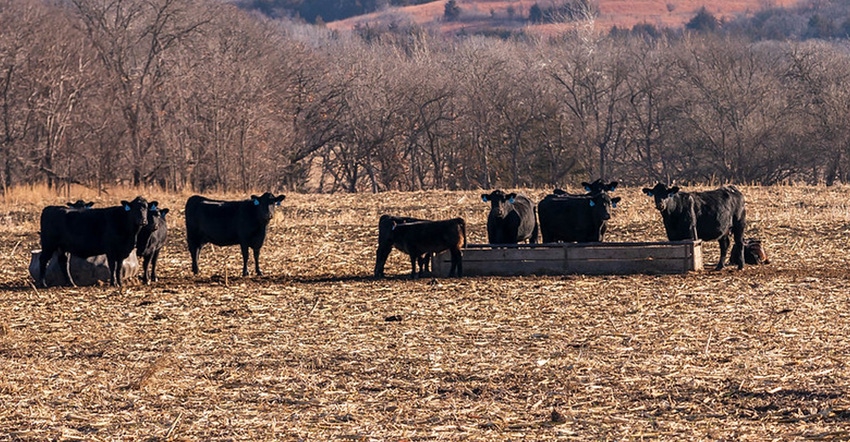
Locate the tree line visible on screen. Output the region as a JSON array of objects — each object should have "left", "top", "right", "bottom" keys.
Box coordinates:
[{"left": 4, "top": 0, "right": 850, "bottom": 195}]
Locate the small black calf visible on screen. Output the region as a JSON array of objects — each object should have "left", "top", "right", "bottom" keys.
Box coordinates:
[
  {"left": 136, "top": 201, "right": 169, "bottom": 284},
  {"left": 375, "top": 217, "right": 466, "bottom": 279}
]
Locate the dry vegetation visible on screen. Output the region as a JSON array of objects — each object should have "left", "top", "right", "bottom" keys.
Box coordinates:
[
  {"left": 1, "top": 185, "right": 850, "bottom": 440},
  {"left": 326, "top": 0, "right": 802, "bottom": 33}
]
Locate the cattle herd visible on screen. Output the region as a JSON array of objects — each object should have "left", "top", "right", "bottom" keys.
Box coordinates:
[{"left": 33, "top": 181, "right": 769, "bottom": 287}]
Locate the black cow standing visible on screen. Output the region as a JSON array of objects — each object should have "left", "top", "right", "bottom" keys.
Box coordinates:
[
  {"left": 136, "top": 201, "right": 169, "bottom": 285},
  {"left": 185, "top": 193, "right": 285, "bottom": 277},
  {"left": 537, "top": 191, "right": 621, "bottom": 243},
  {"left": 66, "top": 200, "right": 95, "bottom": 210},
  {"left": 374, "top": 217, "right": 466, "bottom": 279},
  {"left": 38, "top": 197, "right": 148, "bottom": 287},
  {"left": 553, "top": 179, "right": 619, "bottom": 196},
  {"left": 481, "top": 190, "right": 538, "bottom": 244},
  {"left": 642, "top": 183, "right": 746, "bottom": 270},
  {"left": 375, "top": 215, "right": 432, "bottom": 278}
]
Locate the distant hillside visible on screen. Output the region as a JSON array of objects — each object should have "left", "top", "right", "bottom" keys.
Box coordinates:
[{"left": 322, "top": 0, "right": 803, "bottom": 34}]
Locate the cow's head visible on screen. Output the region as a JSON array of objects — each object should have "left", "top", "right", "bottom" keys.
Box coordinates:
[
  {"left": 587, "top": 192, "right": 621, "bottom": 221},
  {"left": 146, "top": 201, "right": 169, "bottom": 231},
  {"left": 377, "top": 215, "right": 397, "bottom": 245},
  {"left": 121, "top": 196, "right": 149, "bottom": 229},
  {"left": 582, "top": 179, "right": 618, "bottom": 194},
  {"left": 250, "top": 192, "right": 286, "bottom": 222},
  {"left": 67, "top": 200, "right": 94, "bottom": 210},
  {"left": 481, "top": 190, "right": 517, "bottom": 219},
  {"left": 642, "top": 183, "right": 679, "bottom": 211}
]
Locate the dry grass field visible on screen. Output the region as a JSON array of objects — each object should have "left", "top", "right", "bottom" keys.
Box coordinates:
[
  {"left": 326, "top": 0, "right": 802, "bottom": 34},
  {"left": 1, "top": 185, "right": 850, "bottom": 440}
]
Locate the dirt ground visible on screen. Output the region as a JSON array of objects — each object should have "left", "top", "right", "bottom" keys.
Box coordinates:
[{"left": 1, "top": 185, "right": 849, "bottom": 441}]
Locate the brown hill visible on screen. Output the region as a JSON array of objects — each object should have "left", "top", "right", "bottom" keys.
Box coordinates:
[{"left": 327, "top": 0, "right": 802, "bottom": 34}]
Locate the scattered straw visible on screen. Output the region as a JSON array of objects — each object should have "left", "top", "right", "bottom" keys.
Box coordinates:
[{"left": 1, "top": 186, "right": 849, "bottom": 440}]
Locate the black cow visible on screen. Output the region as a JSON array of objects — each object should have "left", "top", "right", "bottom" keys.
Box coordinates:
[
  {"left": 185, "top": 192, "right": 285, "bottom": 277},
  {"left": 537, "top": 192, "right": 621, "bottom": 243},
  {"left": 136, "top": 201, "right": 169, "bottom": 285},
  {"left": 67, "top": 200, "right": 95, "bottom": 209},
  {"left": 553, "top": 179, "right": 619, "bottom": 196},
  {"left": 375, "top": 215, "right": 432, "bottom": 278},
  {"left": 374, "top": 217, "right": 466, "bottom": 279},
  {"left": 38, "top": 196, "right": 149, "bottom": 287},
  {"left": 481, "top": 190, "right": 538, "bottom": 244},
  {"left": 642, "top": 183, "right": 746, "bottom": 270}
]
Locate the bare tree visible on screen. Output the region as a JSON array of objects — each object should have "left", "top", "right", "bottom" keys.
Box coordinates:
[
  {"left": 672, "top": 36, "right": 795, "bottom": 183},
  {"left": 451, "top": 38, "right": 512, "bottom": 189},
  {"left": 783, "top": 41, "right": 850, "bottom": 184},
  {"left": 71, "top": 0, "right": 212, "bottom": 187},
  {"left": 548, "top": 35, "right": 629, "bottom": 181},
  {"left": 619, "top": 37, "right": 679, "bottom": 183}
]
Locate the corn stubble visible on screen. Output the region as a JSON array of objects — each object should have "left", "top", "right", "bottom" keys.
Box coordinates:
[{"left": 0, "top": 185, "right": 849, "bottom": 440}]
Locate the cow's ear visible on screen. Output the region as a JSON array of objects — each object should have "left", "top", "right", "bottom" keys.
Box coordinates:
[
  {"left": 160, "top": 208, "right": 169, "bottom": 218},
  {"left": 607, "top": 181, "right": 619, "bottom": 191},
  {"left": 589, "top": 200, "right": 596, "bottom": 207},
  {"left": 251, "top": 195, "right": 260, "bottom": 206},
  {"left": 612, "top": 197, "right": 621, "bottom": 208},
  {"left": 669, "top": 186, "right": 680, "bottom": 194},
  {"left": 481, "top": 194, "right": 489, "bottom": 202},
  {"left": 149, "top": 201, "right": 159, "bottom": 211},
  {"left": 642, "top": 188, "right": 653, "bottom": 196},
  {"left": 582, "top": 182, "right": 592, "bottom": 191},
  {"left": 275, "top": 195, "right": 286, "bottom": 205},
  {"left": 85, "top": 202, "right": 94, "bottom": 208},
  {"left": 508, "top": 193, "right": 516, "bottom": 203},
  {"left": 121, "top": 200, "right": 131, "bottom": 211}
]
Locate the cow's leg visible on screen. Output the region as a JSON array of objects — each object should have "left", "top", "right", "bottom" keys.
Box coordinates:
[
  {"left": 150, "top": 250, "right": 160, "bottom": 282},
  {"left": 253, "top": 246, "right": 263, "bottom": 276},
  {"left": 38, "top": 246, "right": 55, "bottom": 288},
  {"left": 189, "top": 242, "right": 201, "bottom": 275},
  {"left": 449, "top": 248, "right": 463, "bottom": 277},
  {"left": 417, "top": 253, "right": 431, "bottom": 276},
  {"left": 716, "top": 236, "right": 730, "bottom": 270},
  {"left": 408, "top": 254, "right": 418, "bottom": 279},
  {"left": 115, "top": 257, "right": 126, "bottom": 287},
  {"left": 141, "top": 255, "right": 151, "bottom": 285},
  {"left": 240, "top": 244, "right": 250, "bottom": 276},
  {"left": 732, "top": 215, "right": 746, "bottom": 270},
  {"left": 107, "top": 256, "right": 119, "bottom": 286},
  {"left": 374, "top": 243, "right": 393, "bottom": 278}
]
